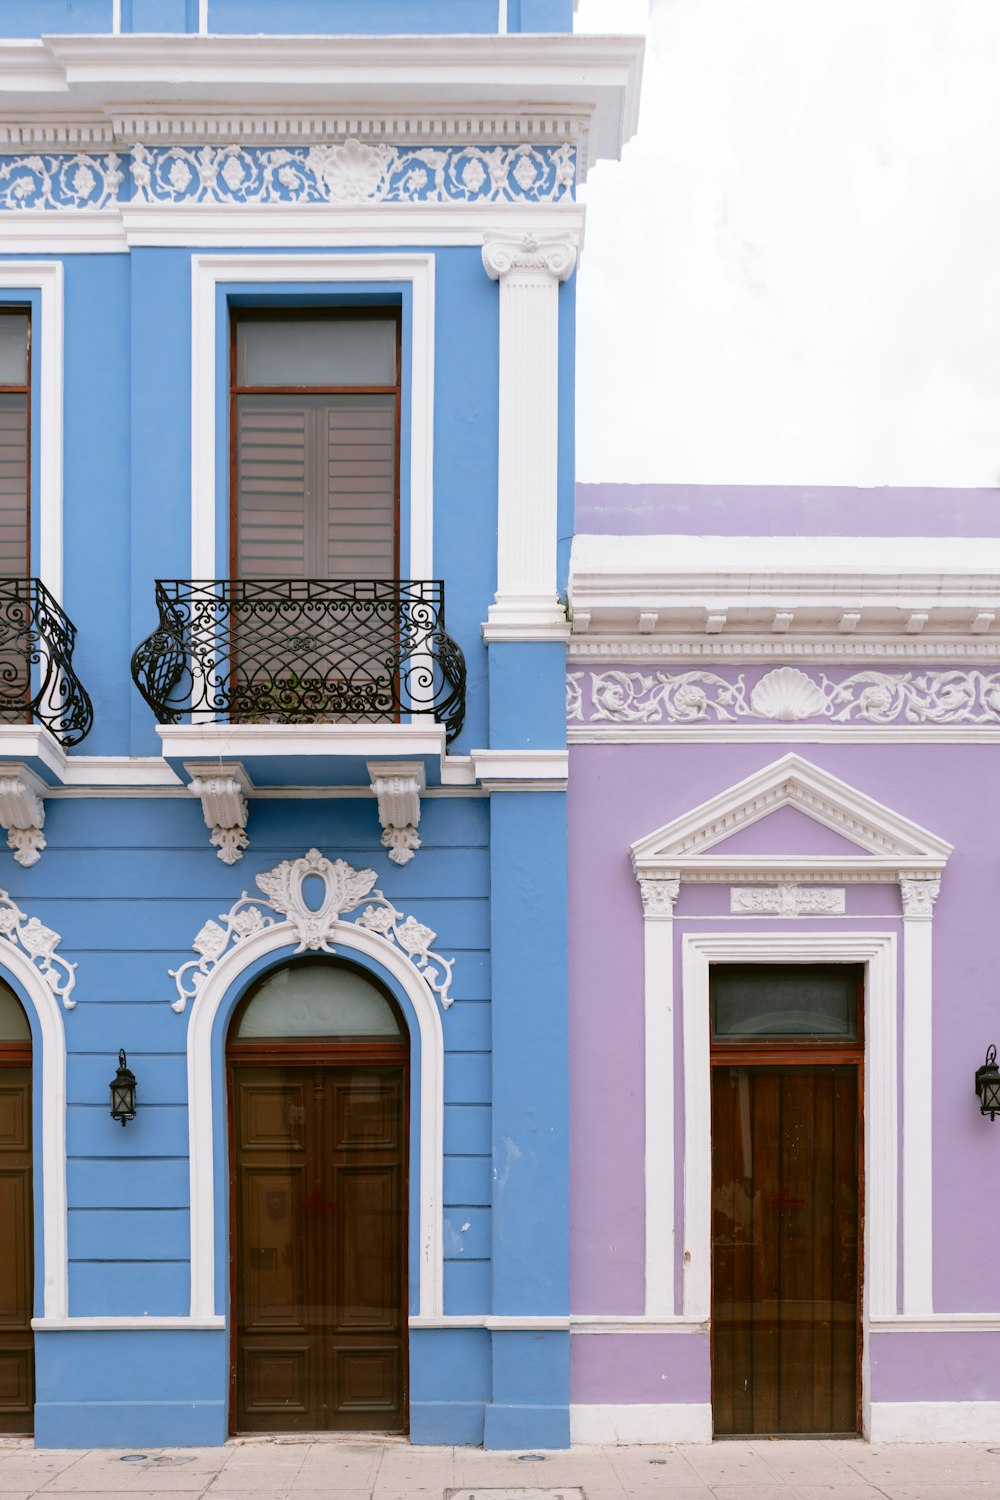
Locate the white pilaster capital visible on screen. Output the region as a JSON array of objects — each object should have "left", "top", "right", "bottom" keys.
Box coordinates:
[
  {"left": 0, "top": 763, "right": 47, "bottom": 867},
  {"left": 636, "top": 870, "right": 682, "bottom": 920},
  {"left": 898, "top": 871, "right": 942, "bottom": 919},
  {"left": 185, "top": 760, "right": 252, "bottom": 865},
  {"left": 368, "top": 760, "right": 426, "bottom": 867},
  {"left": 482, "top": 231, "right": 579, "bottom": 284}
]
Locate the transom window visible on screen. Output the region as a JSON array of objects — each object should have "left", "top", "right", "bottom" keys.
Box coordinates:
[
  {"left": 710, "top": 963, "right": 862, "bottom": 1042},
  {"left": 231, "top": 957, "right": 403, "bottom": 1041},
  {"left": 230, "top": 310, "right": 401, "bottom": 582}
]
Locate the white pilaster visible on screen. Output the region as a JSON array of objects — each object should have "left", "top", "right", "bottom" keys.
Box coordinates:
[
  {"left": 899, "top": 870, "right": 940, "bottom": 1314},
  {"left": 481, "top": 232, "right": 578, "bottom": 643},
  {"left": 637, "top": 871, "right": 680, "bottom": 1316}
]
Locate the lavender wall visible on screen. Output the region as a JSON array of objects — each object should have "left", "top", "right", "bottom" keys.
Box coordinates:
[
  {"left": 576, "top": 483, "right": 1000, "bottom": 537},
  {"left": 568, "top": 740, "right": 1000, "bottom": 1405}
]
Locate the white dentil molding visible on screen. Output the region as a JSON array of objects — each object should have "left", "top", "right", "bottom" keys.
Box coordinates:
[
  {"left": 184, "top": 761, "right": 252, "bottom": 865},
  {"left": 190, "top": 253, "right": 434, "bottom": 583},
  {"left": 482, "top": 231, "right": 578, "bottom": 642},
  {"left": 367, "top": 760, "right": 425, "bottom": 866},
  {"left": 0, "top": 264, "right": 62, "bottom": 602}
]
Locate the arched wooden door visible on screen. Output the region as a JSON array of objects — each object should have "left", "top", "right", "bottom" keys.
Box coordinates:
[
  {"left": 0, "top": 980, "right": 33, "bottom": 1434},
  {"left": 227, "top": 957, "right": 408, "bottom": 1434}
]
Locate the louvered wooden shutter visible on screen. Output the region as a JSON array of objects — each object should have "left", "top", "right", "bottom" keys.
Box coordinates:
[
  {"left": 0, "top": 397, "right": 28, "bottom": 579},
  {"left": 237, "top": 394, "right": 396, "bottom": 581}
]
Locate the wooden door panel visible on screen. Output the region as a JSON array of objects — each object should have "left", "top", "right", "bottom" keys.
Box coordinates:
[
  {"left": 0, "top": 1067, "right": 32, "bottom": 1434},
  {"left": 335, "top": 1165, "right": 402, "bottom": 1331},
  {"left": 0, "top": 1086, "right": 28, "bottom": 1149},
  {"left": 231, "top": 1060, "right": 405, "bottom": 1434},
  {"left": 239, "top": 1168, "right": 308, "bottom": 1329},
  {"left": 240, "top": 1339, "right": 314, "bottom": 1419},
  {"left": 330, "top": 1342, "right": 402, "bottom": 1423},
  {"left": 712, "top": 1065, "right": 859, "bottom": 1436}
]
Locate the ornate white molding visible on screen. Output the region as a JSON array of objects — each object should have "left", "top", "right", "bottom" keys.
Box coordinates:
[
  {"left": 569, "top": 637, "right": 1000, "bottom": 663},
  {"left": 185, "top": 761, "right": 251, "bottom": 865},
  {"left": 570, "top": 667, "right": 1000, "bottom": 728},
  {"left": 730, "top": 885, "right": 846, "bottom": 916},
  {"left": 899, "top": 872, "right": 942, "bottom": 919},
  {"left": 130, "top": 141, "right": 575, "bottom": 206},
  {"left": 638, "top": 874, "right": 680, "bottom": 919},
  {"left": 629, "top": 753, "right": 953, "bottom": 887},
  {"left": 0, "top": 765, "right": 47, "bottom": 867},
  {"left": 0, "top": 151, "right": 123, "bottom": 210},
  {"left": 169, "top": 848, "right": 454, "bottom": 1013},
  {"left": 367, "top": 761, "right": 425, "bottom": 867},
  {"left": 0, "top": 890, "right": 76, "bottom": 1010},
  {"left": 482, "top": 229, "right": 579, "bottom": 281}
]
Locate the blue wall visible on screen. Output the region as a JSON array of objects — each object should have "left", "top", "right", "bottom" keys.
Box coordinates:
[{"left": 2, "top": 0, "right": 574, "bottom": 34}]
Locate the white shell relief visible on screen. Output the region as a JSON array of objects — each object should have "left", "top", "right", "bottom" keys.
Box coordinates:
[
  {"left": 574, "top": 667, "right": 1000, "bottom": 726},
  {"left": 169, "top": 848, "right": 455, "bottom": 1013}
]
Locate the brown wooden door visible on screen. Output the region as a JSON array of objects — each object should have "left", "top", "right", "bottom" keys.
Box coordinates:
[
  {"left": 711, "top": 1064, "right": 860, "bottom": 1435},
  {"left": 0, "top": 1065, "right": 33, "bottom": 1434},
  {"left": 230, "top": 1061, "right": 406, "bottom": 1433}
]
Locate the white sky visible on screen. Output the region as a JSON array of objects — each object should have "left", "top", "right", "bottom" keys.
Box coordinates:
[{"left": 573, "top": 0, "right": 1000, "bottom": 487}]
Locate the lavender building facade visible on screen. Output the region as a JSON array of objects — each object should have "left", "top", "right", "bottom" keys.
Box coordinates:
[{"left": 567, "top": 484, "right": 1000, "bottom": 1443}]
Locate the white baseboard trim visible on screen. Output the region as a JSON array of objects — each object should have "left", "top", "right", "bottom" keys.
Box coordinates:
[
  {"left": 570, "top": 1403, "right": 712, "bottom": 1445},
  {"left": 869, "top": 1402, "right": 1000, "bottom": 1442}
]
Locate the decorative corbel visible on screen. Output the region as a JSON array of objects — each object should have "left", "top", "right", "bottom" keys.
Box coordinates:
[
  {"left": 367, "top": 761, "right": 426, "bottom": 866},
  {"left": 185, "top": 762, "right": 252, "bottom": 864},
  {"left": 0, "top": 764, "right": 47, "bottom": 867}
]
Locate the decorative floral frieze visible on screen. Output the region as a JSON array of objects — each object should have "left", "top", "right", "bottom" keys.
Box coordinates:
[
  {"left": 0, "top": 152, "right": 123, "bottom": 210},
  {"left": 731, "top": 885, "right": 846, "bottom": 916},
  {"left": 0, "top": 140, "right": 575, "bottom": 211},
  {"left": 569, "top": 666, "right": 1000, "bottom": 727},
  {"left": 130, "top": 140, "right": 575, "bottom": 206},
  {"left": 169, "top": 847, "right": 454, "bottom": 1014},
  {"left": 0, "top": 890, "right": 76, "bottom": 1009}
]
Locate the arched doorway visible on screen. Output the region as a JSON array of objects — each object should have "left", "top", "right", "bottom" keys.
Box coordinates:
[
  {"left": 0, "top": 979, "right": 33, "bottom": 1434},
  {"left": 226, "top": 956, "right": 408, "bottom": 1434}
]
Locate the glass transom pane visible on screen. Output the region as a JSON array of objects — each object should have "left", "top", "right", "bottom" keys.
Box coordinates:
[
  {"left": 236, "top": 318, "right": 396, "bottom": 387},
  {"left": 235, "top": 959, "right": 402, "bottom": 1039},
  {"left": 0, "top": 314, "right": 28, "bottom": 386},
  {"left": 0, "top": 979, "right": 29, "bottom": 1041},
  {"left": 711, "top": 964, "right": 861, "bottom": 1040}
]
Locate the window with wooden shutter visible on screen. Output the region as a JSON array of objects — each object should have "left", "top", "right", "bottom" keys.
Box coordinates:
[
  {"left": 231, "top": 312, "right": 399, "bottom": 582},
  {"left": 0, "top": 312, "right": 29, "bottom": 582}
]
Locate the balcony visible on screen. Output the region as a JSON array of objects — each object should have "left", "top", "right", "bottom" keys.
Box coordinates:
[
  {"left": 0, "top": 578, "right": 93, "bottom": 748},
  {"left": 130, "top": 578, "right": 467, "bottom": 747}
]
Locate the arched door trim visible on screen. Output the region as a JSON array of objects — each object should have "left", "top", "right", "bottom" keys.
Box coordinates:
[
  {"left": 184, "top": 921, "right": 444, "bottom": 1321},
  {"left": 0, "top": 946, "right": 68, "bottom": 1321}
]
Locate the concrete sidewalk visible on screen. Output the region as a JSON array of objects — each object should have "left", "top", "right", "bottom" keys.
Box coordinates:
[{"left": 0, "top": 1438, "right": 1000, "bottom": 1499}]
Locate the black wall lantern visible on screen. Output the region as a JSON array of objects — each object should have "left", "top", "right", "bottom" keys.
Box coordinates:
[
  {"left": 109, "top": 1050, "right": 137, "bottom": 1127},
  {"left": 975, "top": 1045, "right": 1000, "bottom": 1121}
]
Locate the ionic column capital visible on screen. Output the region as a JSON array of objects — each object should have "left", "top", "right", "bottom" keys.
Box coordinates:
[{"left": 482, "top": 231, "right": 579, "bottom": 284}]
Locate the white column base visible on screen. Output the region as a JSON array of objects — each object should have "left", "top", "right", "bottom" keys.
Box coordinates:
[
  {"left": 483, "top": 598, "right": 570, "bottom": 643},
  {"left": 869, "top": 1401, "right": 1000, "bottom": 1442},
  {"left": 570, "top": 1403, "right": 713, "bottom": 1445}
]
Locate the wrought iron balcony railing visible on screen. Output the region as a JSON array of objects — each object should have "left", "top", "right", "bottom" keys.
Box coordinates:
[
  {"left": 0, "top": 578, "right": 93, "bottom": 747},
  {"left": 130, "top": 579, "right": 467, "bottom": 744}
]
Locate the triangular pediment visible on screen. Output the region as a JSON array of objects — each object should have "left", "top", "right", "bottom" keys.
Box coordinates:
[
  {"left": 630, "top": 754, "right": 952, "bottom": 878},
  {"left": 706, "top": 804, "right": 875, "bottom": 859}
]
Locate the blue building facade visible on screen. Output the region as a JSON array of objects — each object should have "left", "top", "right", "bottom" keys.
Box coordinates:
[{"left": 0, "top": 0, "right": 641, "bottom": 1449}]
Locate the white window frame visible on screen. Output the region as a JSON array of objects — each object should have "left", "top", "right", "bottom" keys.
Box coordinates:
[
  {"left": 0, "top": 263, "right": 63, "bottom": 601},
  {"left": 189, "top": 252, "right": 435, "bottom": 581}
]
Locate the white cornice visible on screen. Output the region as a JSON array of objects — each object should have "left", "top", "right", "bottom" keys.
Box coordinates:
[
  {"left": 570, "top": 533, "right": 1000, "bottom": 647},
  {"left": 0, "top": 32, "right": 644, "bottom": 173}
]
